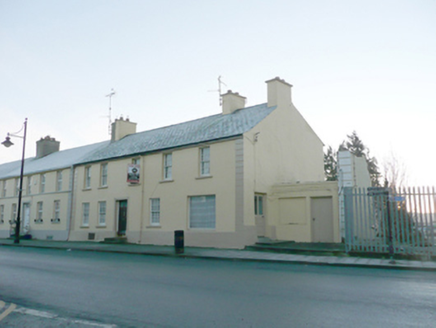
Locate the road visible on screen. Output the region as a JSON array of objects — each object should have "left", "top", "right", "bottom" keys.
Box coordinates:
[{"left": 0, "top": 247, "right": 435, "bottom": 327}]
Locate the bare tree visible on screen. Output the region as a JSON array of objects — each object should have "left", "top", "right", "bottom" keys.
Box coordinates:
[{"left": 382, "top": 151, "right": 408, "bottom": 189}]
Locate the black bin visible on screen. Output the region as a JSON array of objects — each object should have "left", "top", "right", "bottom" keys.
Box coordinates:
[{"left": 174, "top": 230, "right": 184, "bottom": 254}]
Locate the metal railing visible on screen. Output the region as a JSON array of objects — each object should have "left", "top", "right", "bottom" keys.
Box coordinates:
[{"left": 344, "top": 187, "right": 436, "bottom": 259}]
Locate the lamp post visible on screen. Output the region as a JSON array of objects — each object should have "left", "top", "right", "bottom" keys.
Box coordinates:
[{"left": 2, "top": 118, "right": 28, "bottom": 244}]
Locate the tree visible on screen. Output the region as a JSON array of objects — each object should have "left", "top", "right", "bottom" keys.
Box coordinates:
[
  {"left": 324, "top": 146, "right": 337, "bottom": 181},
  {"left": 324, "top": 131, "right": 381, "bottom": 186},
  {"left": 382, "top": 151, "right": 408, "bottom": 189}
]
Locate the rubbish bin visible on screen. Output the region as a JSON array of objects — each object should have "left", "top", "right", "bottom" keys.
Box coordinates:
[{"left": 174, "top": 230, "right": 184, "bottom": 254}]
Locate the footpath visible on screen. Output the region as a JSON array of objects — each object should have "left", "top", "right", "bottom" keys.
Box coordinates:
[{"left": 1, "top": 239, "right": 436, "bottom": 272}]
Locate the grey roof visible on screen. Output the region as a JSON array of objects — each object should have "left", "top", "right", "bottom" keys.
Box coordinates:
[
  {"left": 81, "top": 103, "right": 276, "bottom": 164},
  {"left": 0, "top": 141, "right": 109, "bottom": 179}
]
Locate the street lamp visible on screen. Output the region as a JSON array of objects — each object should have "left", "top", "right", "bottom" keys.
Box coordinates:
[{"left": 2, "top": 118, "right": 28, "bottom": 244}]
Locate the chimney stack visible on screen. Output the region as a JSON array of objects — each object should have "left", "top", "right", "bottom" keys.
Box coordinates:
[
  {"left": 221, "top": 90, "right": 246, "bottom": 115},
  {"left": 111, "top": 116, "right": 137, "bottom": 142},
  {"left": 36, "top": 136, "right": 60, "bottom": 159},
  {"left": 266, "top": 77, "right": 292, "bottom": 107}
]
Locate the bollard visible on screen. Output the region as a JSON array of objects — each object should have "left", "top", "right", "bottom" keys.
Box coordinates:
[{"left": 174, "top": 230, "right": 184, "bottom": 254}]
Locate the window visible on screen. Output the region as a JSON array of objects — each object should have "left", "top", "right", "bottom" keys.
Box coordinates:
[
  {"left": 11, "top": 203, "right": 17, "bottom": 222},
  {"left": 1, "top": 180, "right": 6, "bottom": 197},
  {"left": 82, "top": 203, "right": 90, "bottom": 226},
  {"left": 27, "top": 176, "right": 32, "bottom": 195},
  {"left": 53, "top": 200, "right": 60, "bottom": 221},
  {"left": 98, "top": 201, "right": 106, "bottom": 226},
  {"left": 100, "top": 163, "right": 108, "bottom": 187},
  {"left": 15, "top": 178, "right": 19, "bottom": 196},
  {"left": 163, "top": 153, "right": 172, "bottom": 180},
  {"left": 254, "top": 195, "right": 264, "bottom": 216},
  {"left": 40, "top": 174, "right": 46, "bottom": 193},
  {"left": 84, "top": 166, "right": 91, "bottom": 189},
  {"left": 37, "top": 202, "right": 43, "bottom": 221},
  {"left": 132, "top": 158, "right": 140, "bottom": 165},
  {"left": 200, "top": 147, "right": 210, "bottom": 176},
  {"left": 0, "top": 205, "right": 4, "bottom": 223},
  {"left": 189, "top": 195, "right": 216, "bottom": 229},
  {"left": 56, "top": 171, "right": 63, "bottom": 191},
  {"left": 150, "top": 198, "right": 160, "bottom": 226}
]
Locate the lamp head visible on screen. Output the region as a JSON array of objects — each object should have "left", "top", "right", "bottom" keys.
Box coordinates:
[{"left": 1, "top": 136, "right": 13, "bottom": 148}]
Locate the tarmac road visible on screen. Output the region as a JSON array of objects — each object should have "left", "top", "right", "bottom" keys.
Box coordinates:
[{"left": 0, "top": 247, "right": 435, "bottom": 327}]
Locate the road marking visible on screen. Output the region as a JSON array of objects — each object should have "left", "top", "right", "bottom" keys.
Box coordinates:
[
  {"left": 0, "top": 300, "right": 5, "bottom": 310},
  {"left": 0, "top": 303, "right": 17, "bottom": 322},
  {"left": 14, "top": 307, "right": 117, "bottom": 327}
]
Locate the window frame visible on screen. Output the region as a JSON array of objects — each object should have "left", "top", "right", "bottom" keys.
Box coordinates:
[
  {"left": 84, "top": 166, "right": 91, "bottom": 189},
  {"left": 11, "top": 203, "right": 17, "bottom": 222},
  {"left": 98, "top": 201, "right": 106, "bottom": 226},
  {"left": 1, "top": 180, "right": 6, "bottom": 197},
  {"left": 100, "top": 163, "right": 108, "bottom": 187},
  {"left": 254, "top": 194, "right": 264, "bottom": 216},
  {"left": 53, "top": 200, "right": 60, "bottom": 221},
  {"left": 82, "top": 203, "right": 90, "bottom": 227},
  {"left": 189, "top": 195, "right": 216, "bottom": 229},
  {"left": 40, "top": 174, "right": 46, "bottom": 193},
  {"left": 163, "top": 153, "right": 172, "bottom": 180},
  {"left": 37, "top": 201, "right": 43, "bottom": 221},
  {"left": 27, "top": 176, "right": 32, "bottom": 195},
  {"left": 15, "top": 178, "right": 19, "bottom": 196},
  {"left": 200, "top": 147, "right": 210, "bottom": 176},
  {"left": 150, "top": 198, "right": 160, "bottom": 226},
  {"left": 0, "top": 204, "right": 4, "bottom": 223},
  {"left": 56, "top": 171, "right": 63, "bottom": 191}
]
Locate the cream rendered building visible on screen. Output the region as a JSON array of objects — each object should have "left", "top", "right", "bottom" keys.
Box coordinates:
[
  {"left": 68, "top": 77, "right": 327, "bottom": 248},
  {"left": 0, "top": 137, "right": 108, "bottom": 240},
  {"left": 0, "top": 77, "right": 335, "bottom": 248}
]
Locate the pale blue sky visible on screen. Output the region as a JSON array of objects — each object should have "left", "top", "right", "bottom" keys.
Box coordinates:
[{"left": 1, "top": 0, "right": 435, "bottom": 186}]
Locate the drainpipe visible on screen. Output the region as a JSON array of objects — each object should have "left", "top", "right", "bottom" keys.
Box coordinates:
[{"left": 66, "top": 164, "right": 75, "bottom": 240}]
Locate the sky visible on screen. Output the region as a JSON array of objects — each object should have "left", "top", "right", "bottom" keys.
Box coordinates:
[{"left": 1, "top": 0, "right": 435, "bottom": 186}]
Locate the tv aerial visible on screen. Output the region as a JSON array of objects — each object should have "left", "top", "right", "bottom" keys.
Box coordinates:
[
  {"left": 105, "top": 88, "right": 116, "bottom": 135},
  {"left": 208, "top": 76, "right": 227, "bottom": 106}
]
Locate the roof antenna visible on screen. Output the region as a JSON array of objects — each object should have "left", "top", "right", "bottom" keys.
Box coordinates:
[
  {"left": 105, "top": 88, "right": 116, "bottom": 135},
  {"left": 208, "top": 76, "right": 227, "bottom": 106}
]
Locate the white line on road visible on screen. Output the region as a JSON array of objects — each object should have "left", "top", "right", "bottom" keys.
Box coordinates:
[
  {"left": 14, "top": 307, "right": 117, "bottom": 327},
  {"left": 0, "top": 303, "right": 17, "bottom": 322}
]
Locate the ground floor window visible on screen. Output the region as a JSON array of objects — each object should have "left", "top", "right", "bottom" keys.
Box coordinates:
[
  {"left": 82, "top": 203, "right": 90, "bottom": 226},
  {"left": 150, "top": 198, "right": 160, "bottom": 226},
  {"left": 254, "top": 194, "right": 264, "bottom": 216},
  {"left": 98, "top": 201, "right": 106, "bottom": 226},
  {"left": 189, "top": 195, "right": 216, "bottom": 229}
]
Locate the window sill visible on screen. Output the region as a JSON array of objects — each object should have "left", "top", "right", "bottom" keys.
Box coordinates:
[
  {"left": 98, "top": 186, "right": 108, "bottom": 189},
  {"left": 196, "top": 175, "right": 213, "bottom": 180},
  {"left": 128, "top": 182, "right": 141, "bottom": 187},
  {"left": 146, "top": 225, "right": 161, "bottom": 229},
  {"left": 96, "top": 225, "right": 107, "bottom": 228},
  {"left": 82, "top": 188, "right": 91, "bottom": 191},
  {"left": 159, "top": 179, "right": 174, "bottom": 184},
  {"left": 80, "top": 225, "right": 90, "bottom": 229}
]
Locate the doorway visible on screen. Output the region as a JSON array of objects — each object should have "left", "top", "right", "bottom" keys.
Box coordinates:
[
  {"left": 117, "top": 200, "right": 128, "bottom": 235},
  {"left": 254, "top": 194, "right": 266, "bottom": 237},
  {"left": 22, "top": 202, "right": 30, "bottom": 234},
  {"left": 311, "top": 197, "right": 334, "bottom": 242}
]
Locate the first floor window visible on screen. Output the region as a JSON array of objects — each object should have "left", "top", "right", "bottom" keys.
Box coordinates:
[
  {"left": 85, "top": 166, "right": 91, "bottom": 188},
  {"left": 0, "top": 205, "right": 4, "bottom": 223},
  {"left": 100, "top": 163, "right": 108, "bottom": 187},
  {"left": 40, "top": 174, "right": 46, "bottom": 193},
  {"left": 57, "top": 171, "right": 63, "bottom": 191},
  {"left": 164, "top": 153, "right": 172, "bottom": 180},
  {"left": 98, "top": 201, "right": 106, "bottom": 225},
  {"left": 53, "top": 200, "right": 60, "bottom": 221},
  {"left": 82, "top": 203, "right": 90, "bottom": 226},
  {"left": 150, "top": 198, "right": 160, "bottom": 226},
  {"left": 27, "top": 176, "right": 32, "bottom": 195},
  {"left": 1, "top": 180, "right": 6, "bottom": 197},
  {"left": 15, "top": 178, "right": 19, "bottom": 196},
  {"left": 37, "top": 202, "right": 43, "bottom": 221},
  {"left": 189, "top": 195, "right": 216, "bottom": 229},
  {"left": 200, "top": 147, "right": 210, "bottom": 176}
]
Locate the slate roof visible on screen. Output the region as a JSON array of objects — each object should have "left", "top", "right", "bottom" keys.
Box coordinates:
[
  {"left": 81, "top": 103, "right": 276, "bottom": 164},
  {"left": 0, "top": 103, "right": 276, "bottom": 177},
  {"left": 0, "top": 141, "right": 109, "bottom": 179}
]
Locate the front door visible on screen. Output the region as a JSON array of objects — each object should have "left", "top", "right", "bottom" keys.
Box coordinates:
[
  {"left": 255, "top": 194, "right": 266, "bottom": 237},
  {"left": 311, "top": 197, "right": 334, "bottom": 242},
  {"left": 22, "top": 203, "right": 30, "bottom": 234},
  {"left": 117, "top": 200, "right": 128, "bottom": 235}
]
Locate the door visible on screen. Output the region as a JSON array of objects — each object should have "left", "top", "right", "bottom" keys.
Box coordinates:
[
  {"left": 117, "top": 200, "right": 128, "bottom": 235},
  {"left": 311, "top": 197, "right": 334, "bottom": 242},
  {"left": 22, "top": 203, "right": 30, "bottom": 234},
  {"left": 255, "top": 194, "right": 266, "bottom": 237}
]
